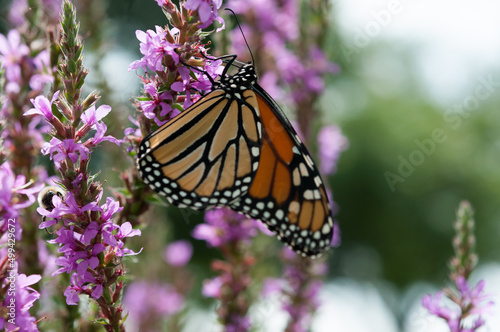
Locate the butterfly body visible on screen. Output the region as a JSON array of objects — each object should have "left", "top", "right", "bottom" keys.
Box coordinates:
[{"left": 137, "top": 61, "right": 334, "bottom": 257}]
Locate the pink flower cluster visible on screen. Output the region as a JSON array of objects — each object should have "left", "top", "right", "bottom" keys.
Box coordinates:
[
  {"left": 422, "top": 277, "right": 493, "bottom": 332},
  {"left": 128, "top": 0, "right": 225, "bottom": 127},
  {"left": 262, "top": 247, "right": 328, "bottom": 332},
  {"left": 36, "top": 185, "right": 141, "bottom": 305},
  {"left": 0, "top": 30, "right": 54, "bottom": 96},
  {"left": 26, "top": 91, "right": 140, "bottom": 304}
]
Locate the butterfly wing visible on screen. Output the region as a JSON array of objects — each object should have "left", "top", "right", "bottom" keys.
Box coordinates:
[
  {"left": 137, "top": 62, "right": 334, "bottom": 257},
  {"left": 230, "top": 84, "right": 334, "bottom": 257},
  {"left": 137, "top": 89, "right": 262, "bottom": 209}
]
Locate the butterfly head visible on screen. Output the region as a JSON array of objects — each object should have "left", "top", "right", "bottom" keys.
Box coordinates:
[{"left": 216, "top": 63, "right": 257, "bottom": 92}]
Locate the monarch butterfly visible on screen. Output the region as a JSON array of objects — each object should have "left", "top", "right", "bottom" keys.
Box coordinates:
[{"left": 137, "top": 55, "right": 334, "bottom": 257}]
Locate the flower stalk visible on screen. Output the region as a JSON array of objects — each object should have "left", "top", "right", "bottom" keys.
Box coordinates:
[
  {"left": 449, "top": 201, "right": 477, "bottom": 282},
  {"left": 120, "top": 0, "right": 225, "bottom": 230},
  {"left": 0, "top": 0, "right": 63, "bottom": 329},
  {"left": 26, "top": 2, "right": 141, "bottom": 331},
  {"left": 422, "top": 201, "right": 493, "bottom": 332},
  {"left": 194, "top": 209, "right": 267, "bottom": 331}
]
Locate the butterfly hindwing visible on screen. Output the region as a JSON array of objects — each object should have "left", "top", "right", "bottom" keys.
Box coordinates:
[{"left": 230, "top": 85, "right": 334, "bottom": 257}]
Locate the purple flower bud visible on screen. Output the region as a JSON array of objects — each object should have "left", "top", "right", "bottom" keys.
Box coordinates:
[
  {"left": 164, "top": 240, "right": 193, "bottom": 267},
  {"left": 330, "top": 221, "right": 341, "bottom": 248},
  {"left": 261, "top": 278, "right": 283, "bottom": 297},
  {"left": 317, "top": 125, "right": 349, "bottom": 176},
  {"left": 184, "top": 0, "right": 225, "bottom": 30},
  {"left": 422, "top": 278, "right": 493, "bottom": 331},
  {"left": 202, "top": 276, "right": 223, "bottom": 298},
  {"left": 123, "top": 281, "right": 185, "bottom": 325},
  {"left": 192, "top": 223, "right": 222, "bottom": 247},
  {"left": 193, "top": 208, "right": 261, "bottom": 247}
]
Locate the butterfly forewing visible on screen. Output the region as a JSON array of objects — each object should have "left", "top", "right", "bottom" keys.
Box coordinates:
[{"left": 137, "top": 89, "right": 262, "bottom": 209}]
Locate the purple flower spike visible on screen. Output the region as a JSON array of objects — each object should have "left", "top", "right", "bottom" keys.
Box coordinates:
[
  {"left": 422, "top": 278, "right": 493, "bottom": 330},
  {"left": 261, "top": 246, "right": 327, "bottom": 332},
  {"left": 194, "top": 208, "right": 259, "bottom": 330},
  {"left": 423, "top": 202, "right": 494, "bottom": 331}
]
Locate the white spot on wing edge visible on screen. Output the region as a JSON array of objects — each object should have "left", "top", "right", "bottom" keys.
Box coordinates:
[
  {"left": 305, "top": 155, "right": 314, "bottom": 169},
  {"left": 299, "top": 163, "right": 309, "bottom": 177},
  {"left": 304, "top": 190, "right": 314, "bottom": 200},
  {"left": 322, "top": 223, "right": 331, "bottom": 234}
]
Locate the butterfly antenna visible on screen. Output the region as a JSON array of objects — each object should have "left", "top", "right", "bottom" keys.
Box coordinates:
[{"left": 225, "top": 8, "right": 255, "bottom": 65}]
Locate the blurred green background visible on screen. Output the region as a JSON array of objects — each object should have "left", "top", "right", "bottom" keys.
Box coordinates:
[{"left": 2, "top": 0, "right": 500, "bottom": 329}]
